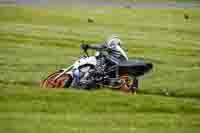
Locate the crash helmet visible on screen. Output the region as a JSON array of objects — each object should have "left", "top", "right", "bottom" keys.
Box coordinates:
[{"left": 106, "top": 36, "right": 122, "bottom": 49}]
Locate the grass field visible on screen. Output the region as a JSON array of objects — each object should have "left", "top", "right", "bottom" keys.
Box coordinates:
[
  {"left": 131, "top": 0, "right": 198, "bottom": 1},
  {"left": 0, "top": 4, "right": 200, "bottom": 133}
]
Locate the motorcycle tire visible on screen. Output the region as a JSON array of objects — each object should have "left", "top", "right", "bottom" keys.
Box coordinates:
[
  {"left": 40, "top": 70, "right": 73, "bottom": 89},
  {"left": 119, "top": 74, "right": 138, "bottom": 93}
]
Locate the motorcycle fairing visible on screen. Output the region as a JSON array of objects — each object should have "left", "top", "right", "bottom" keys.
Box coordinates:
[{"left": 66, "top": 56, "right": 97, "bottom": 78}]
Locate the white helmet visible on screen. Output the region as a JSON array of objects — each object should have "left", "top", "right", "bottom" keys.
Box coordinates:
[
  {"left": 106, "top": 36, "right": 128, "bottom": 60},
  {"left": 106, "top": 36, "right": 122, "bottom": 49}
]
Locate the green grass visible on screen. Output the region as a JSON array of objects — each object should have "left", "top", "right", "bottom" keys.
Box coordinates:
[
  {"left": 116, "top": 0, "right": 200, "bottom": 3},
  {"left": 126, "top": 0, "right": 198, "bottom": 2},
  {"left": 0, "top": 5, "right": 200, "bottom": 133},
  {"left": 128, "top": 0, "right": 199, "bottom": 2}
]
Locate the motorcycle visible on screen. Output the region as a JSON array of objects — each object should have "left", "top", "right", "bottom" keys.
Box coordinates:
[{"left": 41, "top": 40, "right": 153, "bottom": 93}]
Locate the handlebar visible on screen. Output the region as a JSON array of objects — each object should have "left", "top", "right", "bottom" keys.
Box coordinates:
[
  {"left": 83, "top": 48, "right": 89, "bottom": 57},
  {"left": 80, "top": 42, "right": 89, "bottom": 57}
]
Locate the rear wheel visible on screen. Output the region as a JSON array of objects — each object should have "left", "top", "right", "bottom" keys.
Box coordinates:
[
  {"left": 40, "top": 70, "right": 73, "bottom": 89},
  {"left": 119, "top": 74, "right": 138, "bottom": 93}
]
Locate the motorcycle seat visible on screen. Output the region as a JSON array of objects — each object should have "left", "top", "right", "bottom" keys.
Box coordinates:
[{"left": 119, "top": 59, "right": 153, "bottom": 76}]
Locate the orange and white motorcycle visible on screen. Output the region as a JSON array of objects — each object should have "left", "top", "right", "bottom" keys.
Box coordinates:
[{"left": 41, "top": 38, "right": 153, "bottom": 93}]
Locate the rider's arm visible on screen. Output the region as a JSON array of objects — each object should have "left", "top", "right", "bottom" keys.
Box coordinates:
[
  {"left": 88, "top": 44, "right": 107, "bottom": 50},
  {"left": 81, "top": 43, "right": 108, "bottom": 51}
]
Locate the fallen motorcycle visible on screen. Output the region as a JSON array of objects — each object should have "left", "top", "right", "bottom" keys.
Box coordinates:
[{"left": 41, "top": 37, "right": 153, "bottom": 93}]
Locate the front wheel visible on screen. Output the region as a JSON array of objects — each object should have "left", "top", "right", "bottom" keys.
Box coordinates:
[{"left": 40, "top": 70, "right": 73, "bottom": 89}]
